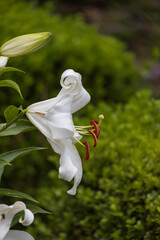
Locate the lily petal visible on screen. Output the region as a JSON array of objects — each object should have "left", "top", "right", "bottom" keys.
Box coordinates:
[
  {"left": 19, "top": 209, "right": 34, "bottom": 226},
  {"left": 58, "top": 139, "right": 78, "bottom": 182},
  {"left": 59, "top": 69, "right": 91, "bottom": 113},
  {"left": 46, "top": 95, "right": 75, "bottom": 139},
  {"left": 67, "top": 145, "right": 82, "bottom": 195},
  {"left": 4, "top": 230, "right": 34, "bottom": 240},
  {"left": 49, "top": 138, "right": 82, "bottom": 195},
  {"left": 0, "top": 202, "right": 33, "bottom": 240}
]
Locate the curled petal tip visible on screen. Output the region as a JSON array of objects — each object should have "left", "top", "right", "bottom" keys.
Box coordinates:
[{"left": 19, "top": 209, "right": 34, "bottom": 226}]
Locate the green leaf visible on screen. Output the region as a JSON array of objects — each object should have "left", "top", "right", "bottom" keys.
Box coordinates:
[
  {"left": 0, "top": 67, "right": 24, "bottom": 75},
  {"left": 4, "top": 105, "right": 19, "bottom": 123},
  {"left": 0, "top": 80, "right": 23, "bottom": 98},
  {"left": 0, "top": 147, "right": 46, "bottom": 180},
  {"left": 27, "top": 204, "right": 51, "bottom": 214},
  {"left": 0, "top": 159, "right": 10, "bottom": 165},
  {"left": 0, "top": 188, "right": 38, "bottom": 203},
  {"left": 0, "top": 119, "right": 36, "bottom": 137}
]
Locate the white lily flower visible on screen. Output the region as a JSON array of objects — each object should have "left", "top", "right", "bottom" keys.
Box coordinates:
[
  {"left": 0, "top": 201, "right": 34, "bottom": 240},
  {"left": 0, "top": 57, "right": 8, "bottom": 67},
  {"left": 26, "top": 69, "right": 91, "bottom": 195}
]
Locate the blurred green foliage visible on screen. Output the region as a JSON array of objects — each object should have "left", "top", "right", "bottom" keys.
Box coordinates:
[
  {"left": 0, "top": 0, "right": 142, "bottom": 112},
  {"left": 21, "top": 90, "right": 160, "bottom": 239},
  {"left": 2, "top": 90, "right": 160, "bottom": 240}
]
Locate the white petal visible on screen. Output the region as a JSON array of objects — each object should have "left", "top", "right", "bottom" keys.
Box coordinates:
[
  {"left": 27, "top": 96, "right": 58, "bottom": 113},
  {"left": 0, "top": 202, "right": 25, "bottom": 240},
  {"left": 59, "top": 69, "right": 91, "bottom": 113},
  {"left": 19, "top": 209, "right": 34, "bottom": 226},
  {"left": 71, "top": 86, "right": 91, "bottom": 113},
  {"left": 58, "top": 139, "right": 77, "bottom": 182},
  {"left": 57, "top": 139, "right": 83, "bottom": 195},
  {"left": 60, "top": 69, "right": 82, "bottom": 95},
  {"left": 67, "top": 145, "right": 83, "bottom": 195},
  {"left": 46, "top": 95, "right": 75, "bottom": 139},
  {"left": 47, "top": 138, "right": 64, "bottom": 155},
  {"left": 26, "top": 111, "right": 51, "bottom": 140},
  {"left": 4, "top": 230, "right": 34, "bottom": 240},
  {"left": 0, "top": 56, "right": 8, "bottom": 67}
]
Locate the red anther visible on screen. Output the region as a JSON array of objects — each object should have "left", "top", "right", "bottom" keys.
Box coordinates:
[
  {"left": 83, "top": 141, "right": 90, "bottom": 161},
  {"left": 90, "top": 120, "right": 98, "bottom": 125},
  {"left": 89, "top": 120, "right": 101, "bottom": 138},
  {"left": 88, "top": 129, "right": 98, "bottom": 147}
]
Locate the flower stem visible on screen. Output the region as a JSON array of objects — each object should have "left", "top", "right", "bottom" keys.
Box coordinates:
[{"left": 0, "top": 109, "right": 26, "bottom": 132}]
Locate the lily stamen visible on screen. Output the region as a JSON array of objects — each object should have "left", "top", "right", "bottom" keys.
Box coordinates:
[
  {"left": 73, "top": 136, "right": 85, "bottom": 147},
  {"left": 88, "top": 129, "right": 98, "bottom": 147},
  {"left": 74, "top": 115, "right": 104, "bottom": 161},
  {"left": 90, "top": 120, "right": 100, "bottom": 138},
  {"left": 83, "top": 141, "right": 90, "bottom": 161},
  {"left": 75, "top": 125, "right": 92, "bottom": 129},
  {"left": 98, "top": 114, "right": 104, "bottom": 126}
]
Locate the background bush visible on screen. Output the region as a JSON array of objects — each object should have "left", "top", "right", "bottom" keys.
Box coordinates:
[
  {"left": 2, "top": 90, "right": 160, "bottom": 240},
  {"left": 0, "top": 0, "right": 142, "bottom": 109}
]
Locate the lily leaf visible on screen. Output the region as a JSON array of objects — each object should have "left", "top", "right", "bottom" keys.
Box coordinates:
[
  {"left": 0, "top": 147, "right": 46, "bottom": 180},
  {"left": 0, "top": 188, "right": 38, "bottom": 203},
  {"left": 0, "top": 159, "right": 10, "bottom": 165},
  {"left": 27, "top": 204, "right": 51, "bottom": 214},
  {"left": 0, "top": 80, "right": 23, "bottom": 98},
  {"left": 0, "top": 67, "right": 24, "bottom": 75},
  {"left": 4, "top": 105, "right": 19, "bottom": 123},
  {"left": 0, "top": 119, "right": 36, "bottom": 137}
]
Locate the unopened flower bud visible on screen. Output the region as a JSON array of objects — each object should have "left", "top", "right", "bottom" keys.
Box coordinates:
[
  {"left": 0, "top": 56, "right": 8, "bottom": 67},
  {"left": 0, "top": 32, "right": 52, "bottom": 57}
]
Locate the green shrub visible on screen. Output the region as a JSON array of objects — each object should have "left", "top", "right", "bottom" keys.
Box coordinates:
[
  {"left": 0, "top": 0, "right": 141, "bottom": 110},
  {"left": 3, "top": 89, "right": 160, "bottom": 240}
]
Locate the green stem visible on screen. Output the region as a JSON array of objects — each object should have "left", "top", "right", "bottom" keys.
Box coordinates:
[{"left": 0, "top": 109, "right": 27, "bottom": 133}]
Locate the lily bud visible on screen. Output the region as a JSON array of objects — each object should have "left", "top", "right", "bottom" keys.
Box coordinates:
[
  {"left": 0, "top": 56, "right": 8, "bottom": 67},
  {"left": 0, "top": 32, "right": 52, "bottom": 57}
]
